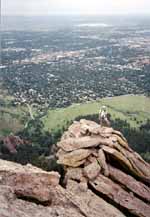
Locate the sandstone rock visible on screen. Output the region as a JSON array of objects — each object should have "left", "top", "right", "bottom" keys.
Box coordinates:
[
  {"left": 57, "top": 119, "right": 150, "bottom": 217},
  {"left": 102, "top": 145, "right": 134, "bottom": 172},
  {"left": 112, "top": 141, "right": 150, "bottom": 181},
  {"left": 83, "top": 160, "right": 101, "bottom": 180},
  {"left": 108, "top": 165, "right": 150, "bottom": 202},
  {"left": 126, "top": 150, "right": 150, "bottom": 178},
  {"left": 97, "top": 149, "right": 109, "bottom": 176},
  {"left": 57, "top": 136, "right": 102, "bottom": 152},
  {"left": 65, "top": 167, "right": 84, "bottom": 182},
  {"left": 2, "top": 135, "right": 24, "bottom": 153},
  {"left": 64, "top": 121, "right": 83, "bottom": 138},
  {"left": 58, "top": 135, "right": 117, "bottom": 153},
  {"left": 112, "top": 130, "right": 128, "bottom": 143},
  {"left": 112, "top": 134, "right": 128, "bottom": 148},
  {"left": 0, "top": 159, "right": 60, "bottom": 202},
  {"left": 90, "top": 174, "right": 150, "bottom": 217},
  {"left": 66, "top": 179, "right": 126, "bottom": 217},
  {"left": 57, "top": 148, "right": 91, "bottom": 167},
  {"left": 0, "top": 185, "right": 84, "bottom": 217}
]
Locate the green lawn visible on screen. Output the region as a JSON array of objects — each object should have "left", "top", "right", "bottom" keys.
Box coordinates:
[{"left": 42, "top": 95, "right": 150, "bottom": 132}]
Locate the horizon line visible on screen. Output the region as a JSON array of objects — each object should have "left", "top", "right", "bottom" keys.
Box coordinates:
[{"left": 2, "top": 13, "right": 150, "bottom": 17}]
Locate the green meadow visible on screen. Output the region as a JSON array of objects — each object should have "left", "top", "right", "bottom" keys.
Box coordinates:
[
  {"left": 1, "top": 94, "right": 150, "bottom": 136},
  {"left": 42, "top": 95, "right": 150, "bottom": 132}
]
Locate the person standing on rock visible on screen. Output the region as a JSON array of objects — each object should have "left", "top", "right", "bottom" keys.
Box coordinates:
[{"left": 99, "top": 106, "right": 111, "bottom": 127}]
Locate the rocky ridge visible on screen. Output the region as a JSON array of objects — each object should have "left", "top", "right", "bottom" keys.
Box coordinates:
[
  {"left": 57, "top": 119, "right": 150, "bottom": 217},
  {"left": 0, "top": 119, "right": 150, "bottom": 217}
]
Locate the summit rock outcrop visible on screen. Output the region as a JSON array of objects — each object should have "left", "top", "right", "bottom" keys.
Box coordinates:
[
  {"left": 57, "top": 119, "right": 150, "bottom": 217},
  {"left": 0, "top": 119, "right": 150, "bottom": 217}
]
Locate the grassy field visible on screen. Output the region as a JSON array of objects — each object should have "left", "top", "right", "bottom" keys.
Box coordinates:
[
  {"left": 1, "top": 94, "right": 150, "bottom": 136},
  {"left": 42, "top": 95, "right": 150, "bottom": 132}
]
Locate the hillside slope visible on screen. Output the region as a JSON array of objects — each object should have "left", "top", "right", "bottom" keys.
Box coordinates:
[
  {"left": 43, "top": 95, "right": 150, "bottom": 132},
  {"left": 1, "top": 94, "right": 149, "bottom": 136}
]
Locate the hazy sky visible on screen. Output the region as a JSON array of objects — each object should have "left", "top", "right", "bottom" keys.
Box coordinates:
[{"left": 2, "top": 0, "right": 150, "bottom": 16}]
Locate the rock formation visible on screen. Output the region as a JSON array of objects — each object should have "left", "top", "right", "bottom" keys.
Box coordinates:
[
  {"left": 0, "top": 134, "right": 24, "bottom": 153},
  {"left": 0, "top": 159, "right": 125, "bottom": 217},
  {"left": 0, "top": 119, "right": 150, "bottom": 217},
  {"left": 57, "top": 119, "right": 150, "bottom": 217}
]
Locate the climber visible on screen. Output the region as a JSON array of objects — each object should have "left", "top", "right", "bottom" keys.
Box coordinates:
[{"left": 99, "top": 106, "right": 111, "bottom": 127}]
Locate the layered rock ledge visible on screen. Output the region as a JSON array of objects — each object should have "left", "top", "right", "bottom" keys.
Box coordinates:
[
  {"left": 57, "top": 119, "right": 150, "bottom": 217},
  {"left": 0, "top": 119, "right": 150, "bottom": 217}
]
